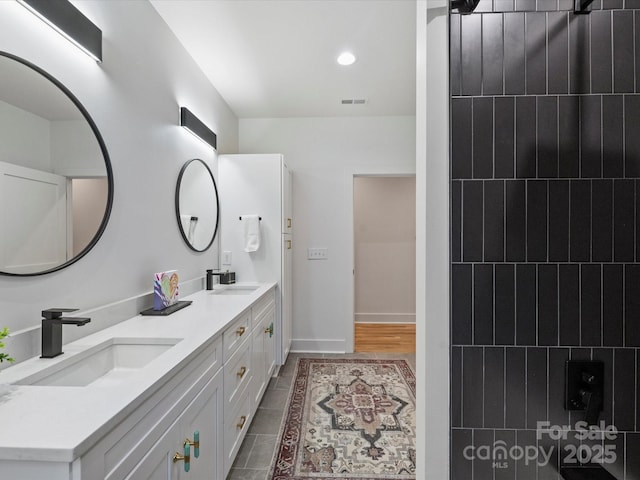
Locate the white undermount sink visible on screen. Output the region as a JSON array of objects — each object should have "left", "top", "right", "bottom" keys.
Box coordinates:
[
  {"left": 14, "top": 337, "right": 182, "bottom": 387},
  {"left": 210, "top": 285, "right": 259, "bottom": 295}
]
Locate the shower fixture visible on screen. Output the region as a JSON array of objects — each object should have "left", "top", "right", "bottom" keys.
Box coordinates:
[
  {"left": 450, "top": 0, "right": 594, "bottom": 14},
  {"left": 450, "top": 0, "right": 480, "bottom": 13}
]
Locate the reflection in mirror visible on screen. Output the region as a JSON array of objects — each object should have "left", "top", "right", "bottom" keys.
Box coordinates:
[
  {"left": 0, "top": 52, "right": 113, "bottom": 276},
  {"left": 175, "top": 159, "right": 219, "bottom": 252}
]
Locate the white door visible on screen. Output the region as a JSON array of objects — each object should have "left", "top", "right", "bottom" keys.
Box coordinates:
[{"left": 0, "top": 161, "right": 67, "bottom": 273}]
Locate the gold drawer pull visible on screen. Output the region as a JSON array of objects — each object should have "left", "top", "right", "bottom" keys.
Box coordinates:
[
  {"left": 236, "top": 366, "right": 247, "bottom": 378},
  {"left": 236, "top": 415, "right": 247, "bottom": 429},
  {"left": 236, "top": 326, "right": 246, "bottom": 336},
  {"left": 287, "top": 217, "right": 292, "bottom": 228}
]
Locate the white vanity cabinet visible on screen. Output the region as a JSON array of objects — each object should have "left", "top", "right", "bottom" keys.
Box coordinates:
[
  {"left": 251, "top": 297, "right": 276, "bottom": 407},
  {"left": 124, "top": 370, "right": 222, "bottom": 480},
  {"left": 222, "top": 288, "right": 277, "bottom": 476},
  {"left": 0, "top": 283, "right": 278, "bottom": 480},
  {"left": 81, "top": 337, "right": 224, "bottom": 480}
]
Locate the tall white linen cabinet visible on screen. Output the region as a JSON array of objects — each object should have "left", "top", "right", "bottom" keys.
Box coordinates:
[{"left": 218, "top": 154, "right": 292, "bottom": 367}]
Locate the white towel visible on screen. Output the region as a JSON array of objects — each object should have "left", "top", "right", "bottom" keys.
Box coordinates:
[{"left": 242, "top": 215, "right": 261, "bottom": 252}]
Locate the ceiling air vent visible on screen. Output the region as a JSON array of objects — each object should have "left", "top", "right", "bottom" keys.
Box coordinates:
[{"left": 341, "top": 98, "right": 366, "bottom": 105}]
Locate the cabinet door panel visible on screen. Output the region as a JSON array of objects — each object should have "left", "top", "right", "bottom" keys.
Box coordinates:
[
  {"left": 125, "top": 438, "right": 170, "bottom": 480},
  {"left": 251, "top": 316, "right": 267, "bottom": 407},
  {"left": 174, "top": 371, "right": 223, "bottom": 480}
]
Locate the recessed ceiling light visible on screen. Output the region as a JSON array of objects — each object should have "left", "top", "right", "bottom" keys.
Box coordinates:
[{"left": 337, "top": 51, "right": 356, "bottom": 66}]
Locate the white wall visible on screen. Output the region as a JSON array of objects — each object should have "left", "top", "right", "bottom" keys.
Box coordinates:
[
  {"left": 0, "top": 100, "right": 51, "bottom": 172},
  {"left": 354, "top": 176, "right": 416, "bottom": 324},
  {"left": 240, "top": 116, "right": 415, "bottom": 352},
  {"left": 0, "top": 1, "right": 238, "bottom": 337}
]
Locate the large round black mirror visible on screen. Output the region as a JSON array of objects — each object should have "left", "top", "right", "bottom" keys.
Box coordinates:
[
  {"left": 0, "top": 52, "right": 113, "bottom": 276},
  {"left": 175, "top": 158, "right": 219, "bottom": 252}
]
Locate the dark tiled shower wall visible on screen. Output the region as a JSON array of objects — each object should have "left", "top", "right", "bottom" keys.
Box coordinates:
[{"left": 451, "top": 2, "right": 640, "bottom": 479}]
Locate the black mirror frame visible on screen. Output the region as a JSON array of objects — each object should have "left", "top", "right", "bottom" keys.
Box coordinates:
[
  {"left": 0, "top": 51, "right": 114, "bottom": 277},
  {"left": 175, "top": 158, "right": 220, "bottom": 253}
]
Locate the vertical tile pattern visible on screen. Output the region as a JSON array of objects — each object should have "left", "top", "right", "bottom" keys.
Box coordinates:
[
  {"left": 602, "top": 95, "right": 624, "bottom": 178},
  {"left": 515, "top": 97, "right": 537, "bottom": 178},
  {"left": 495, "top": 264, "right": 516, "bottom": 345},
  {"left": 451, "top": 5, "right": 640, "bottom": 478},
  {"left": 504, "top": 13, "right": 526, "bottom": 95},
  {"left": 485, "top": 180, "right": 505, "bottom": 261},
  {"left": 461, "top": 14, "right": 483, "bottom": 96},
  {"left": 506, "top": 180, "right": 526, "bottom": 261},
  {"left": 474, "top": 265, "right": 494, "bottom": 344},
  {"left": 547, "top": 12, "right": 569, "bottom": 94},
  {"left": 452, "top": 98, "right": 473, "bottom": 179},
  {"left": 590, "top": 11, "right": 613, "bottom": 93},
  {"left": 484, "top": 347, "right": 506, "bottom": 428},
  {"left": 613, "top": 10, "right": 635, "bottom": 93},
  {"left": 495, "top": 96, "right": 516, "bottom": 178},
  {"left": 482, "top": 13, "right": 504, "bottom": 95},
  {"left": 537, "top": 96, "right": 558, "bottom": 178},
  {"left": 463, "top": 181, "right": 484, "bottom": 261},
  {"left": 538, "top": 264, "right": 558, "bottom": 346},
  {"left": 473, "top": 97, "right": 494, "bottom": 178}
]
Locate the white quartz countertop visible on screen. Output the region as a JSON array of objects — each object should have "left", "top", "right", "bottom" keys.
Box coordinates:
[{"left": 0, "top": 282, "right": 276, "bottom": 463}]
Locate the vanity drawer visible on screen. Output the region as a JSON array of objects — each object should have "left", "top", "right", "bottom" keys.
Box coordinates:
[
  {"left": 222, "top": 309, "right": 251, "bottom": 361},
  {"left": 223, "top": 385, "right": 252, "bottom": 476},
  {"left": 223, "top": 339, "right": 252, "bottom": 408},
  {"left": 251, "top": 290, "right": 276, "bottom": 328}
]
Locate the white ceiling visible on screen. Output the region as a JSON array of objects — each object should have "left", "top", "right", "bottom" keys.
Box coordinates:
[{"left": 150, "top": 0, "right": 416, "bottom": 119}]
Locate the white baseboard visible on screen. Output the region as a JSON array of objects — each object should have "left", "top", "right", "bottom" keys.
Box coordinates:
[
  {"left": 354, "top": 313, "right": 416, "bottom": 323},
  {"left": 291, "top": 338, "right": 346, "bottom": 353}
]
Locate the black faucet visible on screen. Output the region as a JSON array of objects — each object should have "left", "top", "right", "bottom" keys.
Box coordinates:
[
  {"left": 41, "top": 308, "right": 91, "bottom": 358},
  {"left": 206, "top": 269, "right": 235, "bottom": 289}
]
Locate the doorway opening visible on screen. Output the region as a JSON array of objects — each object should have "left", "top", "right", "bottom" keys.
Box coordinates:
[{"left": 353, "top": 175, "right": 416, "bottom": 353}]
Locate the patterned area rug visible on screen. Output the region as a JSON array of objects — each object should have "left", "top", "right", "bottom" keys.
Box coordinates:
[{"left": 270, "top": 358, "right": 416, "bottom": 479}]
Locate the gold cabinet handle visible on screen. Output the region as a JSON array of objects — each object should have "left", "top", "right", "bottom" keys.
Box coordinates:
[
  {"left": 184, "top": 431, "right": 200, "bottom": 458},
  {"left": 287, "top": 218, "right": 292, "bottom": 228},
  {"left": 236, "top": 415, "right": 247, "bottom": 429},
  {"left": 173, "top": 444, "right": 191, "bottom": 472},
  {"left": 286, "top": 239, "right": 292, "bottom": 250},
  {"left": 236, "top": 326, "right": 246, "bottom": 336},
  {"left": 236, "top": 366, "right": 247, "bottom": 378},
  {"left": 264, "top": 322, "right": 274, "bottom": 337}
]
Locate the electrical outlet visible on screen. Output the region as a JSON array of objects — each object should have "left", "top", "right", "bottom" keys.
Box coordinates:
[
  {"left": 307, "top": 248, "right": 328, "bottom": 260},
  {"left": 222, "top": 251, "right": 232, "bottom": 265}
]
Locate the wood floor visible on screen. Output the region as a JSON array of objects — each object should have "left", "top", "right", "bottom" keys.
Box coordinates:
[{"left": 354, "top": 323, "right": 416, "bottom": 353}]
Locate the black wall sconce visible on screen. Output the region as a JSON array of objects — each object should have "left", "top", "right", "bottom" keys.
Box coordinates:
[
  {"left": 180, "top": 107, "right": 217, "bottom": 149},
  {"left": 18, "top": 0, "right": 102, "bottom": 62}
]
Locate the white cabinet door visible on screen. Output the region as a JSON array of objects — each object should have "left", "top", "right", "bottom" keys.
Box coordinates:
[
  {"left": 127, "top": 370, "right": 223, "bottom": 480},
  {"left": 251, "top": 316, "right": 266, "bottom": 407},
  {"left": 172, "top": 370, "right": 223, "bottom": 480},
  {"left": 264, "top": 307, "right": 276, "bottom": 379},
  {"left": 252, "top": 305, "right": 276, "bottom": 407}
]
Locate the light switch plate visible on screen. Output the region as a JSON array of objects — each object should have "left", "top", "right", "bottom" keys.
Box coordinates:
[
  {"left": 307, "top": 248, "right": 328, "bottom": 260},
  {"left": 222, "top": 251, "right": 232, "bottom": 265}
]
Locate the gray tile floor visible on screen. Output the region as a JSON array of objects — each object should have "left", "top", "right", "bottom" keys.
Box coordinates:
[{"left": 226, "top": 352, "right": 416, "bottom": 480}]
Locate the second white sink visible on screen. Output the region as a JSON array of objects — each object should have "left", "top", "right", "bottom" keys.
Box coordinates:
[
  {"left": 14, "top": 337, "right": 182, "bottom": 387},
  {"left": 210, "top": 285, "right": 259, "bottom": 295}
]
